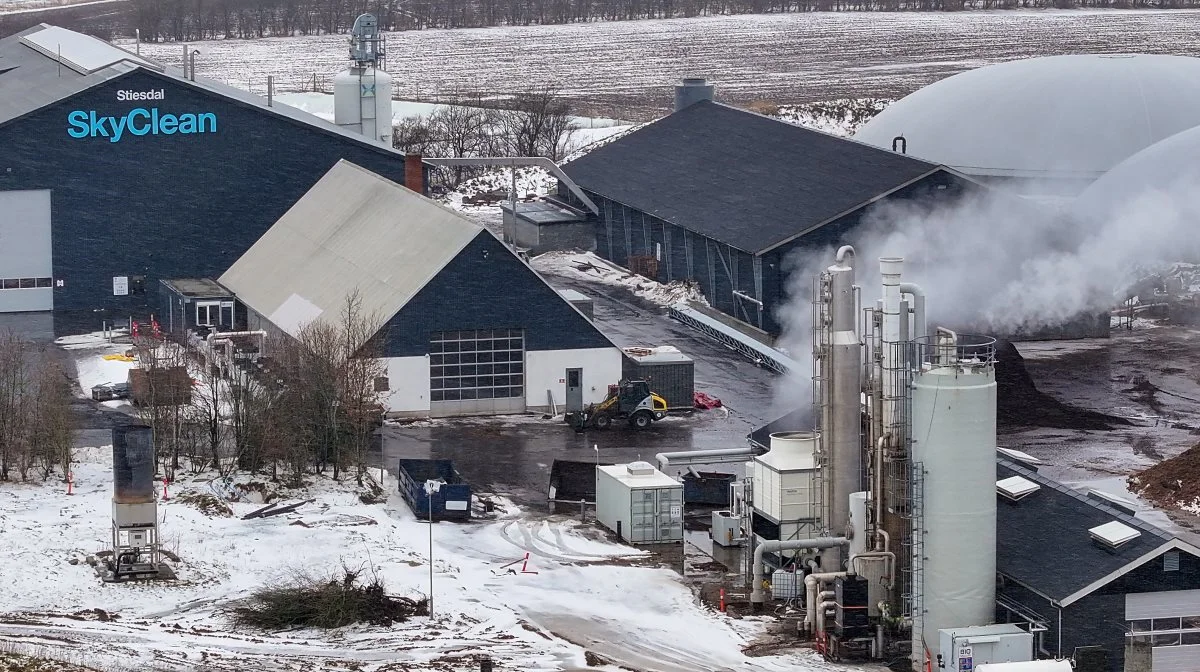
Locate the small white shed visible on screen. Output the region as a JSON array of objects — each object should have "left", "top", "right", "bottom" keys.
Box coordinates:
[{"left": 596, "top": 462, "right": 683, "bottom": 544}]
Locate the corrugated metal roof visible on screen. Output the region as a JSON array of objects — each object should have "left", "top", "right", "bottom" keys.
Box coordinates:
[{"left": 220, "top": 160, "right": 482, "bottom": 337}]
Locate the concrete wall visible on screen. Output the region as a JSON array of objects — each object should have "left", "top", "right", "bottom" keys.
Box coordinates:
[{"left": 0, "top": 69, "right": 407, "bottom": 334}]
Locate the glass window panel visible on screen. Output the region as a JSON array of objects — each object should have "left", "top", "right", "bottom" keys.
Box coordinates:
[
  {"left": 1154, "top": 618, "right": 1182, "bottom": 631},
  {"left": 511, "top": 362, "right": 524, "bottom": 374},
  {"left": 1130, "top": 620, "right": 1153, "bottom": 633},
  {"left": 429, "top": 354, "right": 443, "bottom": 366},
  {"left": 494, "top": 363, "right": 510, "bottom": 374},
  {"left": 429, "top": 340, "right": 444, "bottom": 353},
  {"left": 461, "top": 388, "right": 478, "bottom": 400},
  {"left": 478, "top": 387, "right": 494, "bottom": 399},
  {"left": 478, "top": 351, "right": 493, "bottom": 363},
  {"left": 431, "top": 390, "right": 444, "bottom": 402},
  {"left": 478, "top": 364, "right": 493, "bottom": 375},
  {"left": 443, "top": 340, "right": 459, "bottom": 352},
  {"left": 1183, "top": 616, "right": 1200, "bottom": 629},
  {"left": 1152, "top": 633, "right": 1180, "bottom": 646},
  {"left": 1183, "top": 632, "right": 1200, "bottom": 645},
  {"left": 431, "top": 378, "right": 444, "bottom": 390},
  {"left": 36, "top": 277, "right": 52, "bottom": 288},
  {"left": 1, "top": 279, "right": 17, "bottom": 289},
  {"left": 444, "top": 365, "right": 459, "bottom": 377},
  {"left": 460, "top": 365, "right": 477, "bottom": 377},
  {"left": 444, "top": 389, "right": 461, "bottom": 401},
  {"left": 511, "top": 386, "right": 524, "bottom": 398},
  {"left": 476, "top": 339, "right": 492, "bottom": 351},
  {"left": 461, "top": 352, "right": 477, "bottom": 364}
]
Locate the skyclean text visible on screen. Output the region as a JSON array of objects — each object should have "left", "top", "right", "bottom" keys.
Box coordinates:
[{"left": 67, "top": 108, "right": 218, "bottom": 142}]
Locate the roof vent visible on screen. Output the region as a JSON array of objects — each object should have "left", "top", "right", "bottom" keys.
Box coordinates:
[
  {"left": 1086, "top": 490, "right": 1139, "bottom": 516},
  {"left": 1088, "top": 520, "right": 1141, "bottom": 548},
  {"left": 674, "top": 77, "right": 714, "bottom": 113},
  {"left": 997, "top": 447, "right": 1044, "bottom": 467},
  {"left": 997, "top": 476, "right": 1040, "bottom": 501},
  {"left": 626, "top": 461, "right": 656, "bottom": 476}
]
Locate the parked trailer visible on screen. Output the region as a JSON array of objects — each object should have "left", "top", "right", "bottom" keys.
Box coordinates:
[{"left": 396, "top": 459, "right": 471, "bottom": 521}]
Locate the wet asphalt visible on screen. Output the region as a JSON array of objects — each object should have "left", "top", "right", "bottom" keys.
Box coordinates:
[{"left": 377, "top": 269, "right": 782, "bottom": 507}]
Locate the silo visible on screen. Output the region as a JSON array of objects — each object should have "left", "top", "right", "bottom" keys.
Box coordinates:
[
  {"left": 909, "top": 332, "right": 997, "bottom": 667},
  {"left": 112, "top": 425, "right": 156, "bottom": 504},
  {"left": 334, "top": 67, "right": 394, "bottom": 144}
]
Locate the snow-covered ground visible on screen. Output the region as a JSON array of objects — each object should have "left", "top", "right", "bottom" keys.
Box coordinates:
[
  {"left": 55, "top": 331, "right": 136, "bottom": 408},
  {"left": 138, "top": 10, "right": 1200, "bottom": 115},
  {"left": 531, "top": 251, "right": 708, "bottom": 308},
  {"left": 0, "top": 444, "right": 837, "bottom": 672}
]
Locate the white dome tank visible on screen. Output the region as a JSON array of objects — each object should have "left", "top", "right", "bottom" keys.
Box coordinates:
[
  {"left": 334, "top": 66, "right": 394, "bottom": 145},
  {"left": 855, "top": 55, "right": 1200, "bottom": 191},
  {"left": 1073, "top": 123, "right": 1200, "bottom": 225},
  {"left": 909, "top": 335, "right": 998, "bottom": 667}
]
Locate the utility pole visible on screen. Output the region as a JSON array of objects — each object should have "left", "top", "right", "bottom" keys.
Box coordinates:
[{"left": 424, "top": 479, "right": 442, "bottom": 617}]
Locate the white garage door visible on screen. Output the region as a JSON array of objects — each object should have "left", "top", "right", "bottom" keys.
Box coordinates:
[
  {"left": 429, "top": 328, "right": 525, "bottom": 416},
  {"left": 0, "top": 190, "right": 53, "bottom": 313}
]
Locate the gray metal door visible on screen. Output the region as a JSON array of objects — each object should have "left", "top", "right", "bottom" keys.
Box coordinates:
[
  {"left": 656, "top": 487, "right": 683, "bottom": 541},
  {"left": 0, "top": 190, "right": 53, "bottom": 313},
  {"left": 565, "top": 368, "right": 583, "bottom": 413}
]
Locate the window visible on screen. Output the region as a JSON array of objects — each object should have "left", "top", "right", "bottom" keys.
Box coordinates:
[
  {"left": 0, "top": 277, "right": 51, "bottom": 290},
  {"left": 1165, "top": 551, "right": 1181, "bottom": 572},
  {"left": 1129, "top": 615, "right": 1200, "bottom": 648},
  {"left": 1130, "top": 620, "right": 1153, "bottom": 633},
  {"left": 196, "top": 302, "right": 220, "bottom": 327},
  {"left": 429, "top": 328, "right": 524, "bottom": 403}
]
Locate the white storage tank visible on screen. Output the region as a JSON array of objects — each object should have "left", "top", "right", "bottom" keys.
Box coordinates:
[
  {"left": 750, "top": 432, "right": 821, "bottom": 556},
  {"left": 596, "top": 462, "right": 683, "bottom": 544},
  {"left": 912, "top": 334, "right": 999, "bottom": 665},
  {"left": 333, "top": 66, "right": 394, "bottom": 144}
]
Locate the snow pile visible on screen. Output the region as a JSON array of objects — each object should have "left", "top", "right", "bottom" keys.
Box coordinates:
[
  {"left": 55, "top": 332, "right": 136, "bottom": 398},
  {"left": 532, "top": 251, "right": 708, "bottom": 308},
  {"left": 772, "top": 98, "right": 891, "bottom": 137},
  {"left": 0, "top": 446, "right": 820, "bottom": 672}
]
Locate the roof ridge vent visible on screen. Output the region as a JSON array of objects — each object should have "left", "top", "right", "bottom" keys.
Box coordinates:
[
  {"left": 997, "top": 475, "right": 1040, "bottom": 501},
  {"left": 1086, "top": 489, "right": 1139, "bottom": 516},
  {"left": 1088, "top": 520, "right": 1141, "bottom": 548}
]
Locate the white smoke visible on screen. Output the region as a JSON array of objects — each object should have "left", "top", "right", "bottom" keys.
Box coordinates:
[{"left": 772, "top": 172, "right": 1200, "bottom": 417}]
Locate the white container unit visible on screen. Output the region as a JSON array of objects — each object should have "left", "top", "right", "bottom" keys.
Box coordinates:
[
  {"left": 912, "top": 337, "right": 999, "bottom": 664},
  {"left": 751, "top": 432, "right": 821, "bottom": 541},
  {"left": 596, "top": 462, "right": 683, "bottom": 544},
  {"left": 938, "top": 624, "right": 1033, "bottom": 672}
]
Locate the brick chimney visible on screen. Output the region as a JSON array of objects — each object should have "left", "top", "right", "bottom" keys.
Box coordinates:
[{"left": 404, "top": 154, "right": 424, "bottom": 195}]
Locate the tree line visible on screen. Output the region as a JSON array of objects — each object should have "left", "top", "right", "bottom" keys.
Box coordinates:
[
  {"left": 120, "top": 0, "right": 1193, "bottom": 42},
  {"left": 0, "top": 332, "right": 74, "bottom": 483},
  {"left": 132, "top": 291, "right": 386, "bottom": 485}
]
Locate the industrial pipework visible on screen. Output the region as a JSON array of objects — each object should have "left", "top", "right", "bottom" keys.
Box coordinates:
[{"left": 749, "top": 537, "right": 849, "bottom": 609}]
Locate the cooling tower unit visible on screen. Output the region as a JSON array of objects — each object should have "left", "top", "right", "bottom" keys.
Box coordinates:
[
  {"left": 113, "top": 424, "right": 155, "bottom": 504},
  {"left": 334, "top": 13, "right": 393, "bottom": 144},
  {"left": 750, "top": 432, "right": 822, "bottom": 558},
  {"left": 909, "top": 330, "right": 998, "bottom": 669}
]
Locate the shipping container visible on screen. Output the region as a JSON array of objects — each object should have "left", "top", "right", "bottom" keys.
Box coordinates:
[
  {"left": 621, "top": 346, "right": 694, "bottom": 411},
  {"left": 595, "top": 462, "right": 683, "bottom": 544},
  {"left": 396, "top": 458, "right": 472, "bottom": 521}
]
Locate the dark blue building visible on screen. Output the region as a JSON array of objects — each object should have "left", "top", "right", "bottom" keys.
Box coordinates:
[
  {"left": 0, "top": 24, "right": 417, "bottom": 334},
  {"left": 559, "top": 82, "right": 975, "bottom": 339}
]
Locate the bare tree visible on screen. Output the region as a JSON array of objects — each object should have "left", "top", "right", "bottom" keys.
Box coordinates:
[{"left": 494, "top": 87, "right": 578, "bottom": 161}]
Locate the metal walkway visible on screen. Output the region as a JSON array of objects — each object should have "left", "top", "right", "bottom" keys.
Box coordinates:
[{"left": 668, "top": 302, "right": 800, "bottom": 376}]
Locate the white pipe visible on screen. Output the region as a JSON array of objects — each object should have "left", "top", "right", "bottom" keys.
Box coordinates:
[
  {"left": 899, "top": 282, "right": 926, "bottom": 343},
  {"left": 655, "top": 447, "right": 756, "bottom": 470},
  {"left": 835, "top": 245, "right": 855, "bottom": 266},
  {"left": 880, "top": 258, "right": 903, "bottom": 440},
  {"left": 751, "top": 537, "right": 849, "bottom": 607},
  {"left": 873, "top": 435, "right": 887, "bottom": 548},
  {"left": 804, "top": 571, "right": 849, "bottom": 631},
  {"left": 817, "top": 599, "right": 838, "bottom": 635},
  {"left": 206, "top": 330, "right": 267, "bottom": 344},
  {"left": 850, "top": 551, "right": 896, "bottom": 586}
]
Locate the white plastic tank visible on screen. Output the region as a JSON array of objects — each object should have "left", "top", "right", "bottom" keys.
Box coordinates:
[
  {"left": 910, "top": 335, "right": 998, "bottom": 664},
  {"left": 334, "top": 67, "right": 394, "bottom": 144}
]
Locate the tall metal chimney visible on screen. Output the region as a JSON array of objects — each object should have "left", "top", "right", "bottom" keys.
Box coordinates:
[{"left": 674, "top": 78, "right": 714, "bottom": 113}]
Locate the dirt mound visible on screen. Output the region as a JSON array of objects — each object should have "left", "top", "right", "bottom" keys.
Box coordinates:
[
  {"left": 1129, "top": 443, "right": 1200, "bottom": 512},
  {"left": 996, "top": 340, "right": 1130, "bottom": 430}
]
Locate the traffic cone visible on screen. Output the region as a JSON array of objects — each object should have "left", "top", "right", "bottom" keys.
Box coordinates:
[
  {"left": 162, "top": 478, "right": 170, "bottom": 501},
  {"left": 66, "top": 472, "right": 74, "bottom": 496}
]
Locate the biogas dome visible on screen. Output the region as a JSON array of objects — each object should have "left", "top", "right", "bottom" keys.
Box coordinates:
[{"left": 0, "top": 24, "right": 414, "bottom": 333}]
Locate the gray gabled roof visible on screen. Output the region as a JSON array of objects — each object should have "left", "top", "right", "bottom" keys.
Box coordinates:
[
  {"left": 996, "top": 458, "right": 1200, "bottom": 607},
  {"left": 0, "top": 24, "right": 399, "bottom": 156},
  {"left": 561, "top": 100, "right": 942, "bottom": 255},
  {"left": 220, "top": 160, "right": 484, "bottom": 337}
]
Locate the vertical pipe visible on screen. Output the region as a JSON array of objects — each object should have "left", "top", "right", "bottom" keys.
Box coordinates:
[
  {"left": 823, "top": 254, "right": 860, "bottom": 568},
  {"left": 880, "top": 258, "right": 903, "bottom": 437}
]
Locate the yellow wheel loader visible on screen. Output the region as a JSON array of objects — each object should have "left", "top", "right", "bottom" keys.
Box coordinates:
[{"left": 568, "top": 379, "right": 668, "bottom": 432}]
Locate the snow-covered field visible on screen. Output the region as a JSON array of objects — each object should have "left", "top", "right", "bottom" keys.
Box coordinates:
[
  {"left": 0, "top": 444, "right": 836, "bottom": 672},
  {"left": 138, "top": 10, "right": 1200, "bottom": 117}
]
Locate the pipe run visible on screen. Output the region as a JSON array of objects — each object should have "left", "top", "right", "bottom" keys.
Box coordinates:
[
  {"left": 750, "top": 537, "right": 850, "bottom": 607},
  {"left": 655, "top": 447, "right": 757, "bottom": 470},
  {"left": 899, "top": 282, "right": 926, "bottom": 343},
  {"left": 804, "top": 572, "right": 848, "bottom": 631},
  {"left": 835, "top": 245, "right": 855, "bottom": 266}
]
